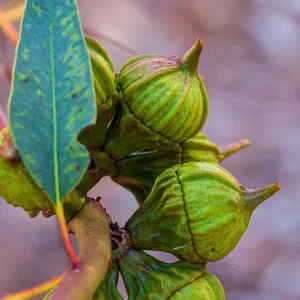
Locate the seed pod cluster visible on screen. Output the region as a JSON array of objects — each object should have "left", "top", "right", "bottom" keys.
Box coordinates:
[
  {"left": 2, "top": 35, "right": 281, "bottom": 299},
  {"left": 80, "top": 39, "right": 279, "bottom": 298}
]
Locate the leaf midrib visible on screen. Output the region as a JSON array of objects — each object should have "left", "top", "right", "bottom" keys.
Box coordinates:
[{"left": 50, "top": 1, "right": 60, "bottom": 204}]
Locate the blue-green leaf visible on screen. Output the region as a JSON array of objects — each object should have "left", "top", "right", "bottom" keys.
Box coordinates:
[{"left": 8, "top": 0, "right": 96, "bottom": 205}]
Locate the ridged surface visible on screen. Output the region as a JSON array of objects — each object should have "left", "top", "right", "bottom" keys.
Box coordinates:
[
  {"left": 103, "top": 92, "right": 179, "bottom": 159},
  {"left": 170, "top": 273, "right": 225, "bottom": 300},
  {"left": 85, "top": 36, "right": 114, "bottom": 72},
  {"left": 177, "top": 162, "right": 250, "bottom": 261},
  {"left": 113, "top": 133, "right": 221, "bottom": 204},
  {"left": 127, "top": 162, "right": 254, "bottom": 263},
  {"left": 119, "top": 52, "right": 208, "bottom": 143},
  {"left": 78, "top": 37, "right": 118, "bottom": 149},
  {"left": 182, "top": 133, "right": 220, "bottom": 164},
  {"left": 113, "top": 150, "right": 182, "bottom": 204},
  {"left": 119, "top": 249, "right": 206, "bottom": 300},
  {"left": 126, "top": 166, "right": 203, "bottom": 263},
  {"left": 87, "top": 36, "right": 116, "bottom": 107}
]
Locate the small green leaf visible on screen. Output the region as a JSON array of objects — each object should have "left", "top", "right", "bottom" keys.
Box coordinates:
[{"left": 8, "top": 0, "right": 96, "bottom": 205}]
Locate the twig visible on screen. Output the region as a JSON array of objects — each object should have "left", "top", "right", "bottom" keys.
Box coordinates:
[
  {"left": 0, "top": 8, "right": 19, "bottom": 45},
  {"left": 50, "top": 200, "right": 111, "bottom": 300},
  {"left": 2, "top": 274, "right": 64, "bottom": 300},
  {"left": 55, "top": 201, "right": 80, "bottom": 269},
  {"left": 83, "top": 27, "right": 137, "bottom": 58},
  {"left": 0, "top": 3, "right": 136, "bottom": 58},
  {"left": 2, "top": 2, "right": 24, "bottom": 23}
]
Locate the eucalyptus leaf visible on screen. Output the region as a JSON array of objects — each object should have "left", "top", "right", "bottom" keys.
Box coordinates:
[{"left": 9, "top": 0, "right": 96, "bottom": 205}]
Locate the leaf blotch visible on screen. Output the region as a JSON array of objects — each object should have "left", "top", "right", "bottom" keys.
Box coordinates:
[
  {"left": 72, "top": 93, "right": 77, "bottom": 98},
  {"left": 76, "top": 165, "right": 80, "bottom": 171},
  {"left": 24, "top": 78, "right": 29, "bottom": 83}
]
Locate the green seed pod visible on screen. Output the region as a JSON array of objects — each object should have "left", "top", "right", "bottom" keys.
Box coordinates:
[
  {"left": 126, "top": 162, "right": 280, "bottom": 263},
  {"left": 0, "top": 127, "right": 85, "bottom": 218},
  {"left": 170, "top": 273, "right": 225, "bottom": 300},
  {"left": 92, "top": 262, "right": 123, "bottom": 300},
  {"left": 112, "top": 134, "right": 251, "bottom": 204},
  {"left": 78, "top": 36, "right": 119, "bottom": 150},
  {"left": 118, "top": 248, "right": 207, "bottom": 300},
  {"left": 182, "top": 134, "right": 251, "bottom": 164},
  {"left": 104, "top": 40, "right": 209, "bottom": 159}
]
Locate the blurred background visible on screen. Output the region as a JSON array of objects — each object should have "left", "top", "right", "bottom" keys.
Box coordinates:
[{"left": 0, "top": 0, "right": 299, "bottom": 299}]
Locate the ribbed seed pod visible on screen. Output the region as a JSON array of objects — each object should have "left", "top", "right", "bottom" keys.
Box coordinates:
[
  {"left": 112, "top": 134, "right": 251, "bottom": 204},
  {"left": 104, "top": 40, "right": 209, "bottom": 159},
  {"left": 126, "top": 162, "right": 280, "bottom": 263},
  {"left": 182, "top": 134, "right": 251, "bottom": 163},
  {"left": 118, "top": 248, "right": 207, "bottom": 300},
  {"left": 0, "top": 127, "right": 85, "bottom": 218},
  {"left": 170, "top": 273, "right": 225, "bottom": 300},
  {"left": 78, "top": 36, "right": 119, "bottom": 150},
  {"left": 92, "top": 262, "right": 123, "bottom": 300}
]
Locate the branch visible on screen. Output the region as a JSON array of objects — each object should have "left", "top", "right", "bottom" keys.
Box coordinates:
[
  {"left": 0, "top": 8, "right": 19, "bottom": 45},
  {"left": 2, "top": 274, "right": 64, "bottom": 300},
  {"left": 50, "top": 199, "right": 112, "bottom": 300}
]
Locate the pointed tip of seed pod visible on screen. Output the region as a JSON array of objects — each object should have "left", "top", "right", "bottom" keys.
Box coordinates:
[
  {"left": 243, "top": 182, "right": 280, "bottom": 213},
  {"left": 218, "top": 139, "right": 252, "bottom": 161},
  {"left": 181, "top": 39, "right": 204, "bottom": 72}
]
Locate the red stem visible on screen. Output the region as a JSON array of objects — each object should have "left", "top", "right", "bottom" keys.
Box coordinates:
[
  {"left": 55, "top": 202, "right": 80, "bottom": 269},
  {"left": 2, "top": 274, "right": 64, "bottom": 300}
]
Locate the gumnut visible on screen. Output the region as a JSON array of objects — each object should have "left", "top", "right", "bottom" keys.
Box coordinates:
[
  {"left": 118, "top": 248, "right": 207, "bottom": 300},
  {"left": 126, "top": 162, "right": 280, "bottom": 263},
  {"left": 112, "top": 133, "right": 251, "bottom": 204},
  {"left": 170, "top": 273, "right": 225, "bottom": 300},
  {"left": 78, "top": 36, "right": 119, "bottom": 150},
  {"left": 104, "top": 40, "right": 209, "bottom": 159}
]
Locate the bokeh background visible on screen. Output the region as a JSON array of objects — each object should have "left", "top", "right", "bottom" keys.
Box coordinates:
[{"left": 0, "top": 0, "right": 299, "bottom": 299}]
